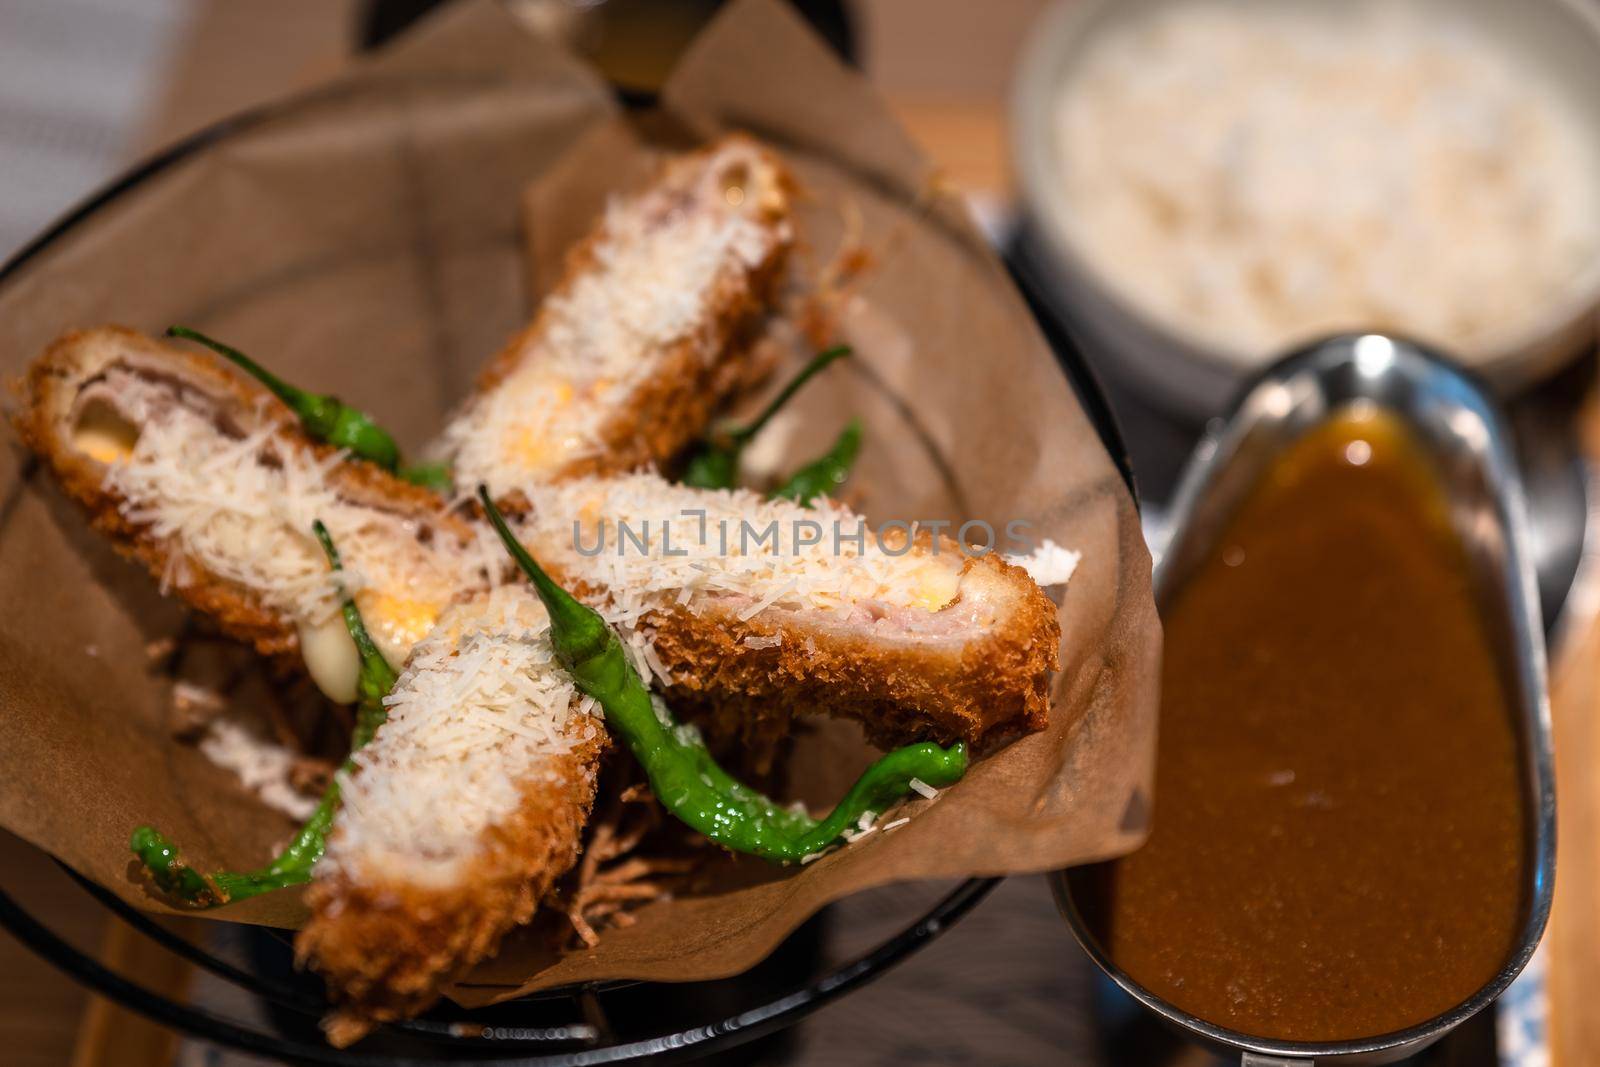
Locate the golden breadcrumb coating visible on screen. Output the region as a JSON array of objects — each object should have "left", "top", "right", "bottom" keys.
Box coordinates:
[
  {"left": 648, "top": 552, "right": 1061, "bottom": 755},
  {"left": 298, "top": 731, "right": 606, "bottom": 1046}
]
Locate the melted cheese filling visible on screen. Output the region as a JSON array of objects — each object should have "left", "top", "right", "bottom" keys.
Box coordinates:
[
  {"left": 904, "top": 559, "right": 963, "bottom": 611},
  {"left": 72, "top": 399, "right": 139, "bottom": 464},
  {"left": 76, "top": 370, "right": 498, "bottom": 699},
  {"left": 298, "top": 616, "right": 361, "bottom": 705},
  {"left": 357, "top": 589, "right": 446, "bottom": 670}
]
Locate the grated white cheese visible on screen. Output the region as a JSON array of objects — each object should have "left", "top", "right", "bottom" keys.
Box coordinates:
[
  {"left": 437, "top": 139, "right": 792, "bottom": 497},
  {"left": 198, "top": 717, "right": 318, "bottom": 821},
  {"left": 93, "top": 369, "right": 500, "bottom": 673},
  {"left": 841, "top": 809, "right": 879, "bottom": 843},
  {"left": 171, "top": 680, "right": 224, "bottom": 718},
  {"left": 1004, "top": 539, "right": 1081, "bottom": 588},
  {"left": 908, "top": 777, "right": 939, "bottom": 801},
  {"left": 518, "top": 473, "right": 973, "bottom": 637},
  {"left": 321, "top": 586, "right": 598, "bottom": 886}
]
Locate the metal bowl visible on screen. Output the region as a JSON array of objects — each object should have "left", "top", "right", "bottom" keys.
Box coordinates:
[
  {"left": 1012, "top": 0, "right": 1600, "bottom": 417},
  {"left": 1050, "top": 334, "right": 1558, "bottom": 1065}
]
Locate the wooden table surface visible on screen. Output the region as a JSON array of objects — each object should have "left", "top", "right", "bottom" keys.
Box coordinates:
[{"left": 1544, "top": 403, "right": 1600, "bottom": 1067}]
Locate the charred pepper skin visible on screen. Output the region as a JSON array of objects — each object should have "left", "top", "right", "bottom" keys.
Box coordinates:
[
  {"left": 681, "top": 345, "right": 852, "bottom": 491},
  {"left": 130, "top": 522, "right": 396, "bottom": 906},
  {"left": 479, "top": 486, "right": 966, "bottom": 863}
]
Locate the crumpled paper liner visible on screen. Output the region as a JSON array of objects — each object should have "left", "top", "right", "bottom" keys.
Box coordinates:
[{"left": 0, "top": 0, "right": 1160, "bottom": 1001}]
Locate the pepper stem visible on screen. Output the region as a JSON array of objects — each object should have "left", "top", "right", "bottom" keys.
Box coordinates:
[
  {"left": 130, "top": 523, "right": 398, "bottom": 907},
  {"left": 731, "top": 345, "right": 851, "bottom": 443},
  {"left": 313, "top": 520, "right": 396, "bottom": 741},
  {"left": 166, "top": 325, "right": 305, "bottom": 410},
  {"left": 166, "top": 325, "right": 402, "bottom": 472},
  {"left": 479, "top": 486, "right": 572, "bottom": 611},
  {"left": 312, "top": 520, "right": 385, "bottom": 669}
]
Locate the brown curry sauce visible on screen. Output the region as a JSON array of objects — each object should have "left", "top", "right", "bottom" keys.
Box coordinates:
[{"left": 1078, "top": 412, "right": 1529, "bottom": 1042}]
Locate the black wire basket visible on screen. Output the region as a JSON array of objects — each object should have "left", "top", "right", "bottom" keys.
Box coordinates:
[{"left": 0, "top": 47, "right": 1136, "bottom": 1067}]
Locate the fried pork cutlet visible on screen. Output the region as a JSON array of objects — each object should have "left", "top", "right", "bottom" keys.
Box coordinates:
[
  {"left": 300, "top": 472, "right": 1066, "bottom": 1040},
  {"left": 297, "top": 587, "right": 605, "bottom": 1046},
  {"left": 517, "top": 473, "right": 1063, "bottom": 753},
  {"left": 434, "top": 135, "right": 795, "bottom": 502},
  {"left": 10, "top": 326, "right": 498, "bottom": 702}
]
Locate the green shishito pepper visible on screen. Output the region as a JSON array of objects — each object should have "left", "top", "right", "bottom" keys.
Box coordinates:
[
  {"left": 395, "top": 462, "right": 454, "bottom": 494},
  {"left": 682, "top": 345, "right": 851, "bottom": 491},
  {"left": 479, "top": 486, "right": 966, "bottom": 863},
  {"left": 165, "top": 326, "right": 452, "bottom": 493},
  {"left": 771, "top": 419, "right": 862, "bottom": 507},
  {"left": 130, "top": 521, "right": 397, "bottom": 906}
]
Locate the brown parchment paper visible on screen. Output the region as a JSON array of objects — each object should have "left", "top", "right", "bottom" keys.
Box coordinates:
[{"left": 0, "top": 0, "right": 1160, "bottom": 998}]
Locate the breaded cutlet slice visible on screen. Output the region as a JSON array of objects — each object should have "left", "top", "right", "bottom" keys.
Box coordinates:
[
  {"left": 434, "top": 135, "right": 796, "bottom": 503},
  {"left": 516, "top": 474, "right": 1063, "bottom": 755},
  {"left": 297, "top": 587, "right": 605, "bottom": 1046},
  {"left": 10, "top": 326, "right": 498, "bottom": 702},
  {"left": 297, "top": 476, "right": 1064, "bottom": 1038}
]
